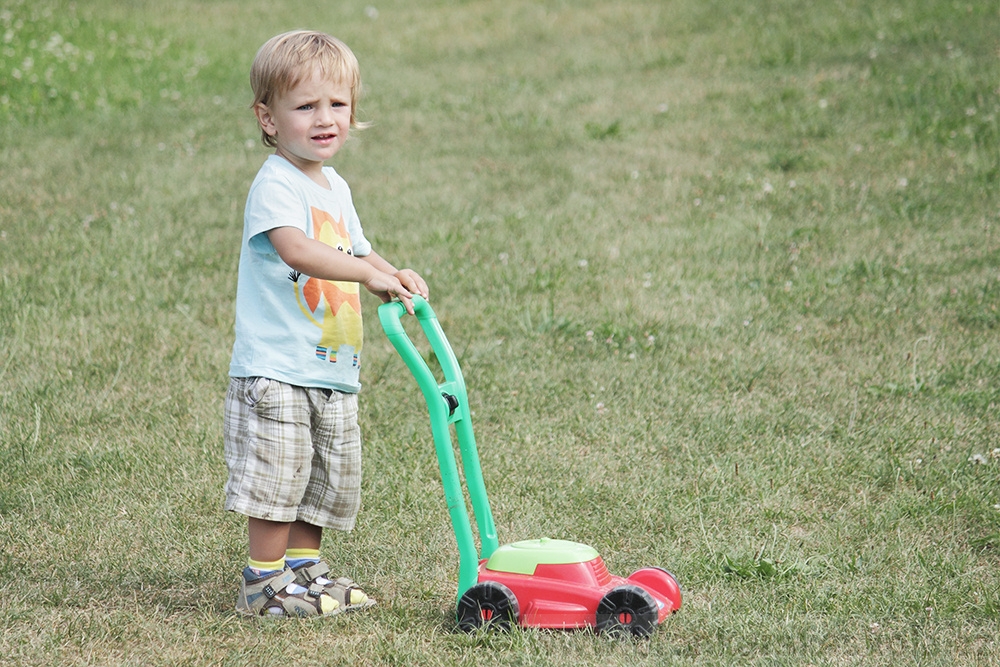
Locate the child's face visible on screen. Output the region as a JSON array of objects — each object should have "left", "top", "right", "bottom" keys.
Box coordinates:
[{"left": 255, "top": 67, "right": 353, "bottom": 175}]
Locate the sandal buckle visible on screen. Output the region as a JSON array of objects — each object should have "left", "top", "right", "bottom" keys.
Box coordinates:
[{"left": 263, "top": 584, "right": 277, "bottom": 599}]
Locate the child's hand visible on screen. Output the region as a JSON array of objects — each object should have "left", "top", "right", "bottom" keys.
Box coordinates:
[
  {"left": 363, "top": 272, "right": 415, "bottom": 314},
  {"left": 394, "top": 269, "right": 429, "bottom": 301}
]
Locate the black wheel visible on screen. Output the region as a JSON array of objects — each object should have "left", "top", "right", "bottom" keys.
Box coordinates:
[
  {"left": 456, "top": 581, "right": 520, "bottom": 632},
  {"left": 595, "top": 585, "right": 658, "bottom": 638}
]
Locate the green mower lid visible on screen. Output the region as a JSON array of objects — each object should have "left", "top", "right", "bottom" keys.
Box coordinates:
[{"left": 485, "top": 538, "right": 600, "bottom": 575}]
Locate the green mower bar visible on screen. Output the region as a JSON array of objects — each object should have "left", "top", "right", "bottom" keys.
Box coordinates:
[{"left": 378, "top": 297, "right": 499, "bottom": 601}]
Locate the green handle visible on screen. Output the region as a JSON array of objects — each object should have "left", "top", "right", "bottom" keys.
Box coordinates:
[{"left": 378, "top": 297, "right": 499, "bottom": 602}]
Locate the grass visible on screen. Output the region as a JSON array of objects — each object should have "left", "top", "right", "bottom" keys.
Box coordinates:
[{"left": 0, "top": 0, "right": 998, "bottom": 664}]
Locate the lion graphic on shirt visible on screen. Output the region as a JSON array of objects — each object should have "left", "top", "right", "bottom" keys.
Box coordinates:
[{"left": 288, "top": 207, "right": 363, "bottom": 368}]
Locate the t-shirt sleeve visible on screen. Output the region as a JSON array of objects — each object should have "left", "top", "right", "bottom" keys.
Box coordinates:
[{"left": 244, "top": 175, "right": 308, "bottom": 255}]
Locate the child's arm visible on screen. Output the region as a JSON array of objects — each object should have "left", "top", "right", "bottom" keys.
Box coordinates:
[
  {"left": 360, "top": 250, "right": 430, "bottom": 302},
  {"left": 268, "top": 226, "right": 418, "bottom": 313}
]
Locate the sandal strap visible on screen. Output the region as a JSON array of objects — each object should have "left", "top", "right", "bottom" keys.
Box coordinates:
[
  {"left": 330, "top": 576, "right": 375, "bottom": 610},
  {"left": 296, "top": 560, "right": 332, "bottom": 582},
  {"left": 269, "top": 588, "right": 336, "bottom": 618},
  {"left": 334, "top": 576, "right": 360, "bottom": 590},
  {"left": 256, "top": 569, "right": 296, "bottom": 600}
]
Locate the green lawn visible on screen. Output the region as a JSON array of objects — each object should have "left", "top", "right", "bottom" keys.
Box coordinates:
[{"left": 1, "top": 0, "right": 997, "bottom": 664}]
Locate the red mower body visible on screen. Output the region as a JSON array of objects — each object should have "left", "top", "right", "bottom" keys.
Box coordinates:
[{"left": 463, "top": 538, "right": 682, "bottom": 636}]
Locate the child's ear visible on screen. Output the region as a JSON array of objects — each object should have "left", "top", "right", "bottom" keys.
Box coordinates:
[{"left": 254, "top": 103, "right": 277, "bottom": 138}]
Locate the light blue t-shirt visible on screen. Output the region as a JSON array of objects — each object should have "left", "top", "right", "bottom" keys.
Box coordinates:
[{"left": 229, "top": 155, "right": 373, "bottom": 393}]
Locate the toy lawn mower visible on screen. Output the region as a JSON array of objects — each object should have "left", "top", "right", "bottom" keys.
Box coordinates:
[{"left": 378, "top": 297, "right": 681, "bottom": 637}]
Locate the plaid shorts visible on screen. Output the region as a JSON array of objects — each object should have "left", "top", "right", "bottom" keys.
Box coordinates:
[{"left": 223, "top": 377, "right": 362, "bottom": 531}]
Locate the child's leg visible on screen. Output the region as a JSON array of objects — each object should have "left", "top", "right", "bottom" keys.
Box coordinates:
[
  {"left": 285, "top": 521, "right": 324, "bottom": 568},
  {"left": 225, "top": 378, "right": 340, "bottom": 617},
  {"left": 287, "top": 389, "right": 374, "bottom": 611},
  {"left": 287, "top": 520, "right": 322, "bottom": 552},
  {"left": 248, "top": 517, "right": 292, "bottom": 564}
]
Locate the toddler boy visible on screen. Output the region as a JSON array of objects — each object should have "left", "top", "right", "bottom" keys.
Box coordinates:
[{"left": 224, "top": 30, "right": 428, "bottom": 617}]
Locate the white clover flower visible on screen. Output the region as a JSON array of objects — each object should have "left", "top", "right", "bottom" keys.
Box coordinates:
[
  {"left": 969, "top": 454, "right": 987, "bottom": 465},
  {"left": 990, "top": 448, "right": 1000, "bottom": 459}
]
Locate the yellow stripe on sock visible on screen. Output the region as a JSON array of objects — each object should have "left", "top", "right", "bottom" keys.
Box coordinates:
[
  {"left": 248, "top": 557, "right": 285, "bottom": 572},
  {"left": 285, "top": 548, "right": 321, "bottom": 561}
]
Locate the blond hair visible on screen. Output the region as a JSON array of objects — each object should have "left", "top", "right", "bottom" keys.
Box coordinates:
[{"left": 250, "top": 30, "right": 367, "bottom": 147}]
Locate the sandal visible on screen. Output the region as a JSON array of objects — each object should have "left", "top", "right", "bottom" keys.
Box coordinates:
[
  {"left": 291, "top": 560, "right": 377, "bottom": 612},
  {"left": 237, "top": 567, "right": 341, "bottom": 618}
]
